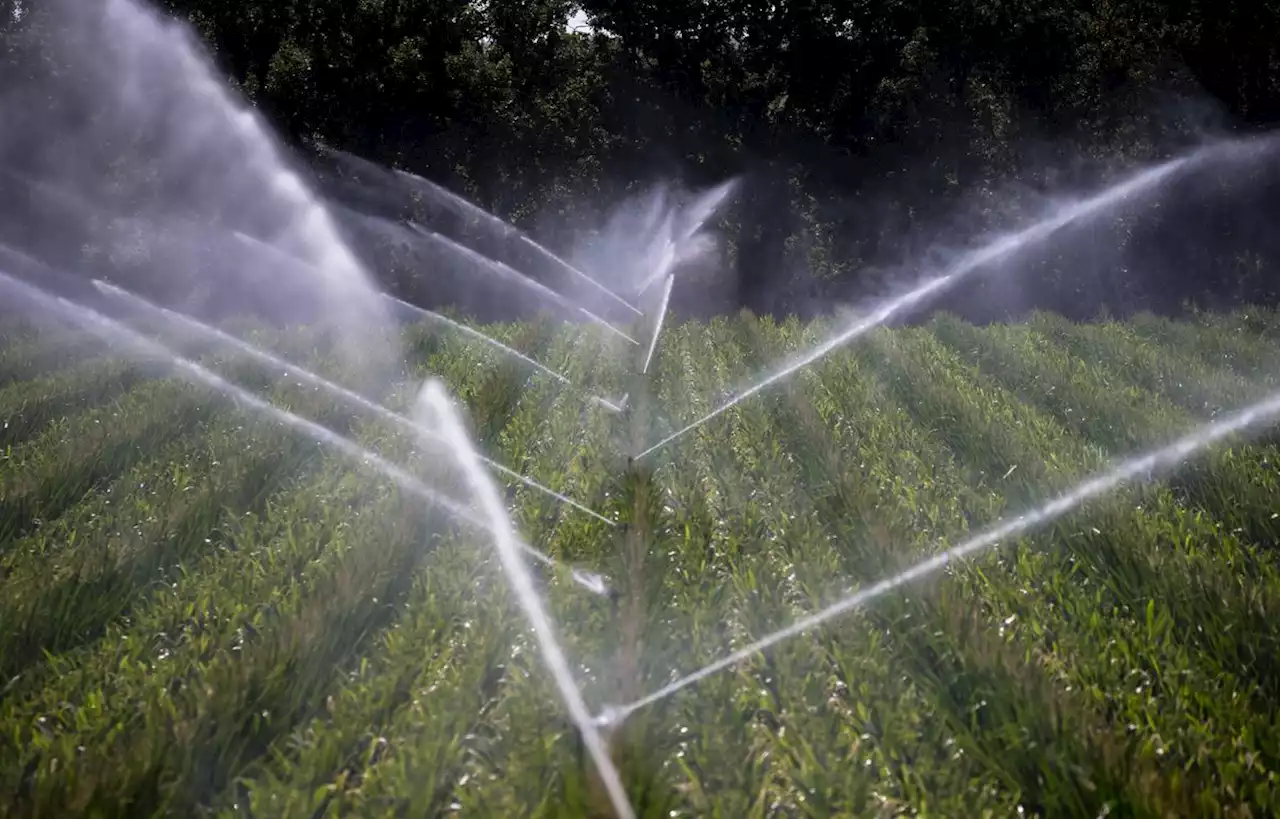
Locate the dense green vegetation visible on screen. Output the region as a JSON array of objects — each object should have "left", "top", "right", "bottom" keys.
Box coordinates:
[
  {"left": 3, "top": 1, "right": 1279, "bottom": 815},
  {"left": 1, "top": 309, "right": 1279, "bottom": 817}
]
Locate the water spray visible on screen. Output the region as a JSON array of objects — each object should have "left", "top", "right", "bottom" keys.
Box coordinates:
[
  {"left": 93, "top": 0, "right": 394, "bottom": 370},
  {"left": 0, "top": 269, "right": 612, "bottom": 596},
  {"left": 641, "top": 274, "right": 674, "bottom": 375},
  {"left": 383, "top": 294, "right": 625, "bottom": 413},
  {"left": 220, "top": 226, "right": 623, "bottom": 412},
  {"left": 9, "top": 3, "right": 1277, "bottom": 805},
  {"left": 92, "top": 279, "right": 617, "bottom": 527},
  {"left": 417, "top": 380, "right": 636, "bottom": 819},
  {"left": 632, "top": 142, "right": 1260, "bottom": 462},
  {"left": 516, "top": 234, "right": 645, "bottom": 318},
  {"left": 322, "top": 144, "right": 643, "bottom": 318},
  {"left": 599, "top": 380, "right": 1280, "bottom": 723},
  {"left": 403, "top": 222, "right": 639, "bottom": 346}
]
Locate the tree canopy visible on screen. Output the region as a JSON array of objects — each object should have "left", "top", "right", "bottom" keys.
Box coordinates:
[{"left": 4, "top": 0, "right": 1279, "bottom": 319}]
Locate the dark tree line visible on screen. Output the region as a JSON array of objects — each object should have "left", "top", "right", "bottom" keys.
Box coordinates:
[{"left": 4, "top": 0, "right": 1280, "bottom": 321}]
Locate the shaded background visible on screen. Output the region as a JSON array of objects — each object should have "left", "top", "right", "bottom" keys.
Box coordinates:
[{"left": 1, "top": 0, "right": 1279, "bottom": 324}]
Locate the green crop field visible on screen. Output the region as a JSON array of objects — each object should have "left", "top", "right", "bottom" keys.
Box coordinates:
[{"left": 1, "top": 308, "right": 1279, "bottom": 818}]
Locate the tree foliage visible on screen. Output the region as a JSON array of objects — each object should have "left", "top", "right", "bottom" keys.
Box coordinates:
[{"left": 5, "top": 0, "right": 1280, "bottom": 318}]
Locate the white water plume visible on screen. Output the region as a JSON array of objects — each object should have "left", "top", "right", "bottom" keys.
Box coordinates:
[
  {"left": 335, "top": 206, "right": 637, "bottom": 344},
  {"left": 633, "top": 220, "right": 680, "bottom": 299},
  {"left": 92, "top": 279, "right": 618, "bottom": 528},
  {"left": 385, "top": 295, "right": 571, "bottom": 383},
  {"left": 320, "top": 145, "right": 642, "bottom": 319},
  {"left": 200, "top": 223, "right": 625, "bottom": 413},
  {"left": 0, "top": 176, "right": 363, "bottom": 342},
  {"left": 601, "top": 379, "right": 1280, "bottom": 724},
  {"left": 383, "top": 295, "right": 625, "bottom": 414},
  {"left": 415, "top": 380, "right": 635, "bottom": 819},
  {"left": 0, "top": 269, "right": 611, "bottom": 596},
  {"left": 403, "top": 223, "right": 639, "bottom": 346},
  {"left": 634, "top": 136, "right": 1276, "bottom": 461},
  {"left": 571, "top": 180, "right": 738, "bottom": 300},
  {"left": 0, "top": 0, "right": 395, "bottom": 379},
  {"left": 642, "top": 274, "right": 675, "bottom": 375},
  {"left": 679, "top": 180, "right": 739, "bottom": 245}
]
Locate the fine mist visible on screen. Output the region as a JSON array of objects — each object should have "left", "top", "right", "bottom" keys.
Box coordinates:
[
  {"left": 811, "top": 131, "right": 1280, "bottom": 325},
  {"left": 0, "top": 0, "right": 398, "bottom": 382},
  {"left": 312, "top": 144, "right": 740, "bottom": 326},
  {"left": 316, "top": 145, "right": 648, "bottom": 326},
  {"left": 564, "top": 180, "right": 739, "bottom": 318}
]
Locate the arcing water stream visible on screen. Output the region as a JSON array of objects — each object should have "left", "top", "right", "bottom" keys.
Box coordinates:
[
  {"left": 404, "top": 223, "right": 639, "bottom": 345},
  {"left": 382, "top": 295, "right": 626, "bottom": 414},
  {"left": 337, "top": 206, "right": 637, "bottom": 344},
  {"left": 92, "top": 279, "right": 618, "bottom": 527},
  {"left": 11, "top": 0, "right": 397, "bottom": 378},
  {"left": 215, "top": 223, "right": 621, "bottom": 407},
  {"left": 633, "top": 138, "right": 1274, "bottom": 461},
  {"left": 322, "top": 145, "right": 642, "bottom": 318},
  {"left": 601, "top": 377, "right": 1280, "bottom": 724},
  {"left": 641, "top": 274, "right": 674, "bottom": 375},
  {"left": 0, "top": 269, "right": 612, "bottom": 596},
  {"left": 416, "top": 381, "right": 635, "bottom": 819},
  {"left": 4, "top": 0, "right": 636, "bottom": 804}
]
